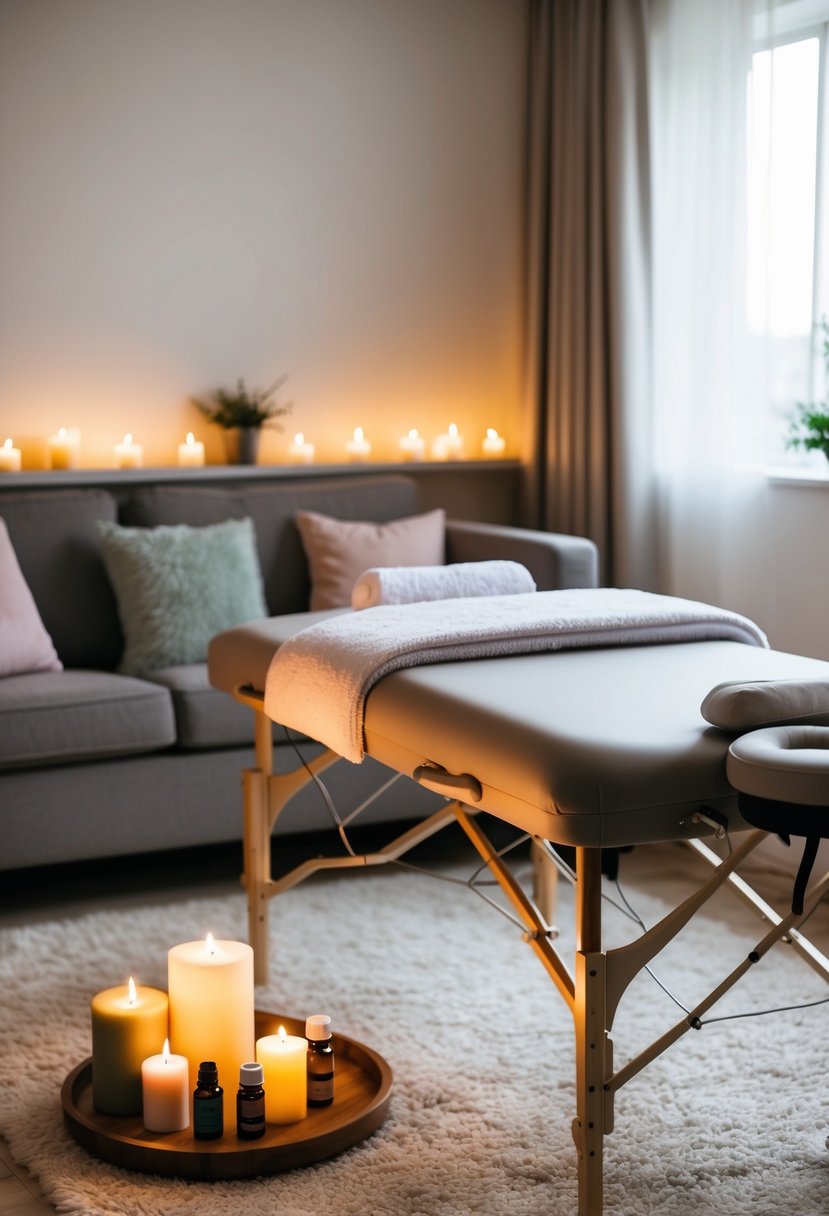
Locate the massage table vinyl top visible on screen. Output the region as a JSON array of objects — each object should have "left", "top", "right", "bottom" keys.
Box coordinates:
[{"left": 208, "top": 614, "right": 829, "bottom": 850}]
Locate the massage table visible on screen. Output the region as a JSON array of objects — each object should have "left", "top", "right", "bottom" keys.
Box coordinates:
[{"left": 208, "top": 591, "right": 829, "bottom": 1215}]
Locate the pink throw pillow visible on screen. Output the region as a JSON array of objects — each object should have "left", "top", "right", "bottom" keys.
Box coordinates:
[
  {"left": 0, "top": 517, "right": 62, "bottom": 676},
  {"left": 296, "top": 508, "right": 446, "bottom": 610}
]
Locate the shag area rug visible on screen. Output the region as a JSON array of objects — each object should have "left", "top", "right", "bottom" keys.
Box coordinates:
[{"left": 0, "top": 844, "right": 827, "bottom": 1216}]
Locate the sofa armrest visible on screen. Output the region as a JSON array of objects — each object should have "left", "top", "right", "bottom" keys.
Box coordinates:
[{"left": 445, "top": 520, "right": 599, "bottom": 591}]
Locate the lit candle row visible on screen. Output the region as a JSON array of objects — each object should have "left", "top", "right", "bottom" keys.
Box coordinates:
[{"left": 90, "top": 936, "right": 314, "bottom": 1136}]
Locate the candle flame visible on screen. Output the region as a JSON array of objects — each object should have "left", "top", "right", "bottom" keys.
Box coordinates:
[
  {"left": 449, "top": 423, "right": 458, "bottom": 437},
  {"left": 353, "top": 426, "right": 363, "bottom": 442},
  {"left": 58, "top": 426, "right": 67, "bottom": 438},
  {"left": 162, "top": 1037, "right": 171, "bottom": 1063},
  {"left": 185, "top": 432, "right": 195, "bottom": 445},
  {"left": 408, "top": 428, "right": 419, "bottom": 439},
  {"left": 278, "top": 1024, "right": 287, "bottom": 1044},
  {"left": 487, "top": 428, "right": 498, "bottom": 439},
  {"left": 206, "top": 932, "right": 216, "bottom": 956},
  {"left": 127, "top": 976, "right": 137, "bottom": 1006},
  {"left": 123, "top": 433, "right": 132, "bottom": 445},
  {"left": 2, "top": 438, "right": 12, "bottom": 450},
  {"left": 294, "top": 432, "right": 304, "bottom": 445}
]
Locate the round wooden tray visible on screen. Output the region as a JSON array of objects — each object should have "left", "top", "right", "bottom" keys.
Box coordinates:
[{"left": 61, "top": 1011, "right": 393, "bottom": 1180}]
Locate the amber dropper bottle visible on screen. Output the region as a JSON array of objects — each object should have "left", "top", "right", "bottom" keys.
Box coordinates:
[{"left": 306, "top": 1014, "right": 335, "bottom": 1107}]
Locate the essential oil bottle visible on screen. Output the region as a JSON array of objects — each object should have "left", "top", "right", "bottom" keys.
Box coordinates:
[
  {"left": 306, "top": 1014, "right": 335, "bottom": 1107},
  {"left": 193, "top": 1060, "right": 224, "bottom": 1140},
  {"left": 236, "top": 1061, "right": 266, "bottom": 1139}
]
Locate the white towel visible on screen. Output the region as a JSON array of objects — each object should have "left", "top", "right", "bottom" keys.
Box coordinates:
[
  {"left": 351, "top": 560, "right": 536, "bottom": 610},
  {"left": 264, "top": 587, "right": 769, "bottom": 764}
]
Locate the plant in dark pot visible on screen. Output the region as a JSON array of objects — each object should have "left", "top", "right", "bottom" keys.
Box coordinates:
[
  {"left": 192, "top": 376, "right": 292, "bottom": 465},
  {"left": 787, "top": 319, "right": 829, "bottom": 464}
]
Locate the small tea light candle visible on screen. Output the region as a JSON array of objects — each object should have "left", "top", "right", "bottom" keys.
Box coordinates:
[
  {"left": 346, "top": 426, "right": 371, "bottom": 462},
  {"left": 399, "top": 428, "right": 426, "bottom": 461},
  {"left": 49, "top": 426, "right": 81, "bottom": 469},
  {"left": 90, "top": 978, "right": 170, "bottom": 1115},
  {"left": 142, "top": 1038, "right": 190, "bottom": 1133},
  {"left": 114, "top": 433, "right": 143, "bottom": 469},
  {"left": 481, "top": 427, "right": 506, "bottom": 457},
  {"left": 432, "top": 422, "right": 464, "bottom": 461},
  {"left": 177, "top": 432, "right": 205, "bottom": 467},
  {"left": 289, "top": 432, "right": 315, "bottom": 464},
  {"left": 256, "top": 1025, "right": 308, "bottom": 1124},
  {"left": 0, "top": 438, "right": 21, "bottom": 472}
]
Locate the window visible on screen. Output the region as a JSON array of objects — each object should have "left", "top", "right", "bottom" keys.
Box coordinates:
[{"left": 746, "top": 4, "right": 828, "bottom": 459}]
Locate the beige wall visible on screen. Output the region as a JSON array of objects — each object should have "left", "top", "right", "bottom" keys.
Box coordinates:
[{"left": 0, "top": 0, "right": 526, "bottom": 468}]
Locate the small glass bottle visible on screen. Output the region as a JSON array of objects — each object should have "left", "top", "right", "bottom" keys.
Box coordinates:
[
  {"left": 306, "top": 1014, "right": 334, "bottom": 1107},
  {"left": 236, "top": 1061, "right": 266, "bottom": 1139},
  {"left": 193, "top": 1060, "right": 224, "bottom": 1140}
]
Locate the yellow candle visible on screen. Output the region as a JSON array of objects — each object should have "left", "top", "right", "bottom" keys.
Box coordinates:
[
  {"left": 0, "top": 438, "right": 22, "bottom": 472},
  {"left": 177, "top": 432, "right": 205, "bottom": 467},
  {"left": 399, "top": 428, "right": 426, "bottom": 461},
  {"left": 481, "top": 427, "right": 506, "bottom": 456},
  {"left": 90, "top": 978, "right": 169, "bottom": 1115},
  {"left": 114, "top": 433, "right": 143, "bottom": 468},
  {"left": 345, "top": 426, "right": 371, "bottom": 462},
  {"left": 256, "top": 1025, "right": 308, "bottom": 1124},
  {"left": 141, "top": 1037, "right": 190, "bottom": 1132},
  {"left": 288, "top": 432, "right": 315, "bottom": 464},
  {"left": 167, "top": 935, "right": 254, "bottom": 1124},
  {"left": 49, "top": 426, "right": 80, "bottom": 469}
]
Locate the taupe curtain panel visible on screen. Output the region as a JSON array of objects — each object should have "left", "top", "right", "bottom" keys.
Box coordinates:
[{"left": 523, "top": 0, "right": 656, "bottom": 589}]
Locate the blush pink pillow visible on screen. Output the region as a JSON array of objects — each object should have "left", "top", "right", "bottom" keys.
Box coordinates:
[
  {"left": 296, "top": 508, "right": 446, "bottom": 610},
  {"left": 0, "top": 518, "right": 62, "bottom": 676}
]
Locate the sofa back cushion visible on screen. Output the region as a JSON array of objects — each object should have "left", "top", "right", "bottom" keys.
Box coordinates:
[
  {"left": 120, "top": 475, "right": 421, "bottom": 615},
  {"left": 0, "top": 489, "right": 122, "bottom": 669}
]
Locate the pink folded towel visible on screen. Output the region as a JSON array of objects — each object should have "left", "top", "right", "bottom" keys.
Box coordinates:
[{"left": 351, "top": 560, "right": 536, "bottom": 610}]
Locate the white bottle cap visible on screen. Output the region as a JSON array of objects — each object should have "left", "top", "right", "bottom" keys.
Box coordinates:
[
  {"left": 305, "top": 1014, "right": 332, "bottom": 1040},
  {"left": 239, "top": 1061, "right": 264, "bottom": 1086}
]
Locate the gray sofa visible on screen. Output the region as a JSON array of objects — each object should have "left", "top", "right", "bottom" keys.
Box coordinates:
[{"left": 0, "top": 473, "right": 598, "bottom": 872}]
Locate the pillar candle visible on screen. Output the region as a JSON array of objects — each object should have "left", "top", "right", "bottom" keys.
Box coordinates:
[
  {"left": 0, "top": 438, "right": 22, "bottom": 472},
  {"left": 114, "top": 433, "right": 143, "bottom": 468},
  {"left": 49, "top": 426, "right": 81, "bottom": 469},
  {"left": 141, "top": 1038, "right": 190, "bottom": 1132},
  {"left": 168, "top": 935, "right": 254, "bottom": 1123},
  {"left": 345, "top": 426, "right": 371, "bottom": 461},
  {"left": 90, "top": 978, "right": 169, "bottom": 1115},
  {"left": 399, "top": 428, "right": 426, "bottom": 461},
  {"left": 289, "top": 432, "right": 315, "bottom": 464},
  {"left": 481, "top": 428, "right": 506, "bottom": 456},
  {"left": 256, "top": 1025, "right": 308, "bottom": 1124},
  {"left": 177, "top": 432, "right": 205, "bottom": 467},
  {"left": 432, "top": 423, "right": 464, "bottom": 461}
]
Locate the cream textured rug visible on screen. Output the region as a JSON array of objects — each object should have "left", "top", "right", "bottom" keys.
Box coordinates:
[{"left": 0, "top": 844, "right": 827, "bottom": 1216}]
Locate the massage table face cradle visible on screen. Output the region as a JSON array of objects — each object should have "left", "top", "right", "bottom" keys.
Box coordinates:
[{"left": 221, "top": 640, "right": 829, "bottom": 1216}]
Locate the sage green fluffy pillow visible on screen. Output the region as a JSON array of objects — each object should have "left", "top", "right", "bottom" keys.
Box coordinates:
[{"left": 97, "top": 518, "right": 267, "bottom": 674}]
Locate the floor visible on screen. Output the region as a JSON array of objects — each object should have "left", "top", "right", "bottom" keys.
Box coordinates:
[{"left": 1, "top": 825, "right": 827, "bottom": 1216}]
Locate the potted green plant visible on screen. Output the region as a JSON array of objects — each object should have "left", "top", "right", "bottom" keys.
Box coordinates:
[
  {"left": 787, "top": 319, "right": 829, "bottom": 464},
  {"left": 192, "top": 375, "right": 292, "bottom": 465}
]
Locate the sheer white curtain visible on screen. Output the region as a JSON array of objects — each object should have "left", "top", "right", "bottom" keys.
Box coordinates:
[{"left": 648, "top": 0, "right": 773, "bottom": 619}]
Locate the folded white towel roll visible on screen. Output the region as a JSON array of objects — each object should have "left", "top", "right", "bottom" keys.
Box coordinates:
[{"left": 351, "top": 560, "right": 536, "bottom": 610}]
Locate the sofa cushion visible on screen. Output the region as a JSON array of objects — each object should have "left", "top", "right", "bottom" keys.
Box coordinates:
[
  {"left": 0, "top": 518, "right": 62, "bottom": 676},
  {"left": 119, "top": 475, "right": 421, "bottom": 616},
  {"left": 0, "top": 670, "right": 176, "bottom": 770},
  {"left": 296, "top": 508, "right": 446, "bottom": 610},
  {"left": 97, "top": 517, "right": 268, "bottom": 675},
  {"left": 145, "top": 664, "right": 260, "bottom": 749},
  {"left": 0, "top": 488, "right": 121, "bottom": 669}
]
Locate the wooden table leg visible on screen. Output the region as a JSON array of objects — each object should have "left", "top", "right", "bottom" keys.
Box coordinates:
[{"left": 573, "top": 847, "right": 608, "bottom": 1216}]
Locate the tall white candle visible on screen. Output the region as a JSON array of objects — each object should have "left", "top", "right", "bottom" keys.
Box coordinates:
[
  {"left": 0, "top": 438, "right": 21, "bottom": 472},
  {"left": 142, "top": 1038, "right": 190, "bottom": 1132},
  {"left": 399, "top": 428, "right": 426, "bottom": 461},
  {"left": 167, "top": 935, "right": 254, "bottom": 1124},
  {"left": 177, "top": 432, "right": 205, "bottom": 467},
  {"left": 256, "top": 1025, "right": 308, "bottom": 1124},
  {"left": 289, "top": 432, "right": 315, "bottom": 464},
  {"left": 114, "top": 433, "right": 143, "bottom": 468},
  {"left": 481, "top": 427, "right": 506, "bottom": 456},
  {"left": 432, "top": 422, "right": 464, "bottom": 461},
  {"left": 49, "top": 426, "right": 81, "bottom": 469}
]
